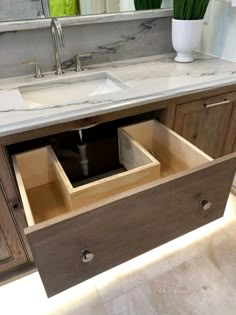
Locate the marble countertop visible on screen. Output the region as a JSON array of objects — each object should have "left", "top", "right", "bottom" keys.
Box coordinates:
[{"left": 1, "top": 52, "right": 236, "bottom": 137}]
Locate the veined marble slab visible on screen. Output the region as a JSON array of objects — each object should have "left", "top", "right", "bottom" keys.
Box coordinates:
[
  {"left": 0, "top": 16, "right": 173, "bottom": 79},
  {"left": 1, "top": 52, "right": 236, "bottom": 137},
  {"left": 0, "top": 9, "right": 173, "bottom": 32}
]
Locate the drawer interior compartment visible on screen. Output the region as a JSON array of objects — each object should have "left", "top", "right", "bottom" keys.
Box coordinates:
[
  {"left": 122, "top": 120, "right": 213, "bottom": 177},
  {"left": 13, "top": 147, "right": 69, "bottom": 226},
  {"left": 13, "top": 128, "right": 160, "bottom": 226}
]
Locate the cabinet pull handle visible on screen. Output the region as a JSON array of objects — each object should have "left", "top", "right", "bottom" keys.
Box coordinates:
[
  {"left": 82, "top": 248, "right": 94, "bottom": 263},
  {"left": 200, "top": 200, "right": 212, "bottom": 211},
  {"left": 201, "top": 98, "right": 230, "bottom": 109}
]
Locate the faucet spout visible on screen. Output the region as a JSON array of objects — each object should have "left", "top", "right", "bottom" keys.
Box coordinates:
[{"left": 51, "top": 18, "right": 65, "bottom": 75}]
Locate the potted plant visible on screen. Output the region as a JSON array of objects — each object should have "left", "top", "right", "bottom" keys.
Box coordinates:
[
  {"left": 134, "top": 0, "right": 162, "bottom": 10},
  {"left": 172, "top": 0, "right": 210, "bottom": 63}
]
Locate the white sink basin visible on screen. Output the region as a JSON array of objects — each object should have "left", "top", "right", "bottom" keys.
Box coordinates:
[{"left": 19, "top": 72, "right": 128, "bottom": 108}]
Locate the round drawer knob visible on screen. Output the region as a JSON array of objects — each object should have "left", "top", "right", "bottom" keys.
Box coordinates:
[
  {"left": 82, "top": 248, "right": 94, "bottom": 263},
  {"left": 200, "top": 200, "right": 212, "bottom": 211}
]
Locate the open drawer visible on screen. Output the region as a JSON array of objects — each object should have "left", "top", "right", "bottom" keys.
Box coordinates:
[
  {"left": 13, "top": 128, "right": 160, "bottom": 225},
  {"left": 12, "top": 120, "right": 236, "bottom": 297}
]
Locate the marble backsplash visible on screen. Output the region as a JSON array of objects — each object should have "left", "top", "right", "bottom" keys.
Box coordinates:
[{"left": 0, "top": 16, "right": 173, "bottom": 79}]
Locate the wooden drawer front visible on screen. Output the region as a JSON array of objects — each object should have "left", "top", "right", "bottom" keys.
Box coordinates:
[
  {"left": 26, "top": 155, "right": 236, "bottom": 297},
  {"left": 12, "top": 120, "right": 236, "bottom": 297}
]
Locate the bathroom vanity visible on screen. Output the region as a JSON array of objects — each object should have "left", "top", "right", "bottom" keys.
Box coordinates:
[{"left": 0, "top": 54, "right": 236, "bottom": 297}]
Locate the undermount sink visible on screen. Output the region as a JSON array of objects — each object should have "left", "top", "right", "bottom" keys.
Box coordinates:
[{"left": 19, "top": 72, "right": 128, "bottom": 108}]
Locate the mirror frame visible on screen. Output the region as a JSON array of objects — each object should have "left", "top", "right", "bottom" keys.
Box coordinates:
[{"left": 0, "top": 9, "right": 173, "bottom": 32}]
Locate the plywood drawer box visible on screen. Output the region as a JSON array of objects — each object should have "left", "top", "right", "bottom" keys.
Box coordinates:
[
  {"left": 13, "top": 128, "right": 160, "bottom": 225},
  {"left": 12, "top": 120, "right": 236, "bottom": 297}
]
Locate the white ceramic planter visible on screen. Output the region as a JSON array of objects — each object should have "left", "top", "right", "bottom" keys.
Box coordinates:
[{"left": 172, "top": 18, "right": 204, "bottom": 63}]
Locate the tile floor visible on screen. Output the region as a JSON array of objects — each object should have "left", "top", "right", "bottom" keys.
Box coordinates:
[{"left": 1, "top": 194, "right": 236, "bottom": 315}]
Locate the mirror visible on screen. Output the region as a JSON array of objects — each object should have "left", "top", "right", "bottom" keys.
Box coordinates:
[{"left": 0, "top": 0, "right": 173, "bottom": 23}]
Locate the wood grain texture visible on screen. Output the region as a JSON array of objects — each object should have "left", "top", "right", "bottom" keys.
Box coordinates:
[
  {"left": 13, "top": 132, "right": 161, "bottom": 225},
  {"left": 12, "top": 120, "right": 214, "bottom": 228},
  {"left": 27, "top": 183, "right": 69, "bottom": 224},
  {"left": 118, "top": 128, "right": 158, "bottom": 170},
  {"left": 223, "top": 104, "right": 236, "bottom": 193},
  {"left": 12, "top": 155, "right": 35, "bottom": 226},
  {"left": 1, "top": 85, "right": 236, "bottom": 280},
  {"left": 70, "top": 127, "right": 160, "bottom": 210},
  {"left": 25, "top": 154, "right": 236, "bottom": 297},
  {"left": 122, "top": 121, "right": 154, "bottom": 152},
  {"left": 0, "top": 146, "right": 33, "bottom": 262},
  {"left": 70, "top": 164, "right": 161, "bottom": 210},
  {"left": 0, "top": 228, "right": 11, "bottom": 264},
  {"left": 123, "top": 121, "right": 212, "bottom": 171},
  {"left": 48, "top": 146, "right": 74, "bottom": 211},
  {"left": 165, "top": 103, "right": 176, "bottom": 129},
  {"left": 224, "top": 103, "right": 236, "bottom": 155},
  {"left": 174, "top": 93, "right": 235, "bottom": 159},
  {"left": 0, "top": 184, "right": 27, "bottom": 273},
  {"left": 13, "top": 147, "right": 54, "bottom": 190},
  {"left": 13, "top": 147, "right": 70, "bottom": 226}
]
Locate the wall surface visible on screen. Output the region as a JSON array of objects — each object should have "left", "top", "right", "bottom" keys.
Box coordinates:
[
  {"left": 201, "top": 0, "right": 236, "bottom": 62},
  {"left": 0, "top": 16, "right": 173, "bottom": 79},
  {"left": 0, "top": 0, "right": 49, "bottom": 22}
]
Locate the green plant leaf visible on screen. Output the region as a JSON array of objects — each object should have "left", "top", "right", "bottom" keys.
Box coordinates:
[
  {"left": 174, "top": 0, "right": 210, "bottom": 20},
  {"left": 134, "top": 0, "right": 162, "bottom": 10}
]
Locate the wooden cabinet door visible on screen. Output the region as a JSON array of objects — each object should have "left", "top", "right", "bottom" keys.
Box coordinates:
[
  {"left": 174, "top": 93, "right": 235, "bottom": 159},
  {"left": 0, "top": 184, "right": 27, "bottom": 274},
  {"left": 223, "top": 104, "right": 236, "bottom": 194},
  {"left": 224, "top": 104, "right": 236, "bottom": 155}
]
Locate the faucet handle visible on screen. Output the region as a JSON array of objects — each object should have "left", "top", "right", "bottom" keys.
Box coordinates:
[
  {"left": 75, "top": 54, "right": 92, "bottom": 72},
  {"left": 22, "top": 60, "right": 44, "bottom": 79}
]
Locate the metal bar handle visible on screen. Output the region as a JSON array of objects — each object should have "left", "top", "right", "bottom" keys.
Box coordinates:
[{"left": 201, "top": 98, "right": 230, "bottom": 109}]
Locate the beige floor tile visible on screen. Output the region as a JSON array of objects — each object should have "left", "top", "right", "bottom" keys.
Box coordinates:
[
  {"left": 223, "top": 218, "right": 236, "bottom": 241},
  {"left": 94, "top": 248, "right": 172, "bottom": 303},
  {"left": 105, "top": 254, "right": 236, "bottom": 315},
  {"left": 206, "top": 236, "right": 236, "bottom": 289},
  {"left": 149, "top": 254, "right": 236, "bottom": 315},
  {"left": 95, "top": 214, "right": 231, "bottom": 303},
  {"left": 104, "top": 284, "right": 160, "bottom": 315},
  {"left": 224, "top": 193, "right": 236, "bottom": 218},
  {"left": 166, "top": 226, "right": 229, "bottom": 268}
]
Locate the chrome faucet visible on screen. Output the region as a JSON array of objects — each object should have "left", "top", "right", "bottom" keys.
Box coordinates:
[
  {"left": 75, "top": 54, "right": 93, "bottom": 72},
  {"left": 50, "top": 18, "right": 65, "bottom": 75}
]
